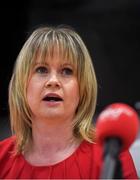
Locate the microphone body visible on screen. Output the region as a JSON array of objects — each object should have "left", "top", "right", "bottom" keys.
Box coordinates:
[
  {"left": 96, "top": 103, "right": 139, "bottom": 179},
  {"left": 100, "top": 138, "right": 122, "bottom": 178}
]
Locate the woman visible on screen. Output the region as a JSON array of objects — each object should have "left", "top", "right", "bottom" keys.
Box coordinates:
[{"left": 0, "top": 25, "right": 138, "bottom": 178}]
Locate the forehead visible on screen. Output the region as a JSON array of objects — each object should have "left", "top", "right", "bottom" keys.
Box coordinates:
[
  {"left": 36, "top": 55, "right": 70, "bottom": 67},
  {"left": 34, "top": 45, "right": 77, "bottom": 67}
]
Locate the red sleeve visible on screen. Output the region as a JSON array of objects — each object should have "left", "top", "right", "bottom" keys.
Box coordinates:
[
  {"left": 0, "top": 136, "right": 16, "bottom": 177},
  {"left": 93, "top": 144, "right": 138, "bottom": 179},
  {"left": 120, "top": 150, "right": 138, "bottom": 179}
]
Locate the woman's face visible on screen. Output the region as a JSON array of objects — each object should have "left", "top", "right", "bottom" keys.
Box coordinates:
[{"left": 27, "top": 52, "right": 80, "bottom": 123}]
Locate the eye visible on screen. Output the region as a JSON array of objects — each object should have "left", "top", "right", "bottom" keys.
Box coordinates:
[
  {"left": 35, "top": 66, "right": 48, "bottom": 74},
  {"left": 61, "top": 67, "right": 73, "bottom": 76}
]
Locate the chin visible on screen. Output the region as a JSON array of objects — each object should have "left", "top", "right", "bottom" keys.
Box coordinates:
[{"left": 43, "top": 112, "right": 64, "bottom": 119}]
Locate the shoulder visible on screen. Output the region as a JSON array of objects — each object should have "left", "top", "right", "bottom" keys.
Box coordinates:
[
  {"left": 79, "top": 141, "right": 103, "bottom": 168},
  {"left": 77, "top": 140, "right": 103, "bottom": 178},
  {"left": 0, "top": 136, "right": 19, "bottom": 178},
  {"left": 0, "top": 136, "right": 16, "bottom": 158},
  {"left": 0, "top": 136, "right": 16, "bottom": 147},
  {"left": 80, "top": 140, "right": 102, "bottom": 157}
]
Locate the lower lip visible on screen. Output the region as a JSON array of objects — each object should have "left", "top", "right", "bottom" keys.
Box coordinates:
[{"left": 43, "top": 100, "right": 62, "bottom": 107}]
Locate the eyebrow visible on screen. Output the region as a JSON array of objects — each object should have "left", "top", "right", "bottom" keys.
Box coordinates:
[
  {"left": 34, "top": 62, "right": 48, "bottom": 66},
  {"left": 35, "top": 62, "right": 73, "bottom": 67}
]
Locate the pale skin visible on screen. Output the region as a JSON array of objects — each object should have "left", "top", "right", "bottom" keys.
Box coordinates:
[{"left": 25, "top": 51, "right": 80, "bottom": 166}]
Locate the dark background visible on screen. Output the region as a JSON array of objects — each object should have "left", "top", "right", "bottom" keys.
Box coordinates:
[{"left": 0, "top": 0, "right": 140, "bottom": 139}]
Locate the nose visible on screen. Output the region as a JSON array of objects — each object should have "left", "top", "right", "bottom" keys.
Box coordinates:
[{"left": 44, "top": 72, "right": 61, "bottom": 89}]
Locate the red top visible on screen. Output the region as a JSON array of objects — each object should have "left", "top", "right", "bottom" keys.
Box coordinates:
[{"left": 0, "top": 136, "right": 138, "bottom": 179}]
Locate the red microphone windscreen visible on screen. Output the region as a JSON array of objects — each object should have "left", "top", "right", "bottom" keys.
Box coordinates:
[{"left": 96, "top": 103, "right": 140, "bottom": 151}]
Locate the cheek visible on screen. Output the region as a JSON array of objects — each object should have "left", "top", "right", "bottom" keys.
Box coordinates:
[
  {"left": 66, "top": 80, "right": 80, "bottom": 106},
  {"left": 26, "top": 78, "right": 41, "bottom": 106},
  {"left": 27, "top": 82, "right": 35, "bottom": 108},
  {"left": 27, "top": 80, "right": 35, "bottom": 98}
]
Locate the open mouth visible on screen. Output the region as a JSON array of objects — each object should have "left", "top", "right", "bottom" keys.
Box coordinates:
[
  {"left": 43, "top": 94, "right": 63, "bottom": 102},
  {"left": 43, "top": 96, "right": 63, "bottom": 102}
]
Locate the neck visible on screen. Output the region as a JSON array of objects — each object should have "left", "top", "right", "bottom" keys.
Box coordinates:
[
  {"left": 23, "top": 118, "right": 81, "bottom": 166},
  {"left": 30, "top": 117, "right": 77, "bottom": 152}
]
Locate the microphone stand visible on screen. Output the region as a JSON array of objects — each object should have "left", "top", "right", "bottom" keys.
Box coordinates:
[{"left": 100, "top": 138, "right": 123, "bottom": 179}]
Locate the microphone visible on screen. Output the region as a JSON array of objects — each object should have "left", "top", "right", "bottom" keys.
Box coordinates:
[{"left": 96, "top": 103, "right": 140, "bottom": 179}]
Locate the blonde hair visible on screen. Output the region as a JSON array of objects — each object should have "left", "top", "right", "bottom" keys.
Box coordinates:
[{"left": 9, "top": 25, "right": 97, "bottom": 153}]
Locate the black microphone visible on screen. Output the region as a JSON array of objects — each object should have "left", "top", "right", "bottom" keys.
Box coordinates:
[{"left": 96, "top": 103, "right": 139, "bottom": 179}]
